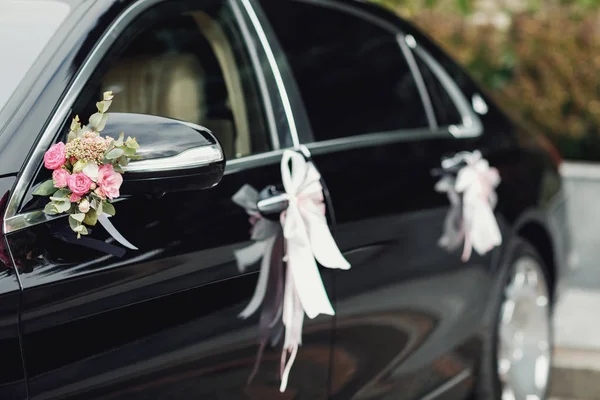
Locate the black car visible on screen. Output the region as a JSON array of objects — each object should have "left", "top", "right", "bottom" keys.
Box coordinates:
[{"left": 0, "top": 0, "right": 570, "bottom": 399}]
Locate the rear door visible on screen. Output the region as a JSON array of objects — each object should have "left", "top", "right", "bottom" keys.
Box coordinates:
[
  {"left": 256, "top": 1, "right": 501, "bottom": 398},
  {"left": 5, "top": 1, "right": 333, "bottom": 398}
]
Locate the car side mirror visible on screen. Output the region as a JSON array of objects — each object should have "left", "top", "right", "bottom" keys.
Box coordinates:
[{"left": 101, "top": 113, "right": 225, "bottom": 196}]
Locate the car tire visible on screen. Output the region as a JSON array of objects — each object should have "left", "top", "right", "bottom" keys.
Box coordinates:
[{"left": 476, "top": 237, "right": 554, "bottom": 400}]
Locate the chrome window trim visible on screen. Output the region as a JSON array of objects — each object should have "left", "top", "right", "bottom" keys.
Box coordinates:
[
  {"left": 4, "top": 0, "right": 300, "bottom": 234},
  {"left": 409, "top": 37, "right": 483, "bottom": 139},
  {"left": 239, "top": 0, "right": 300, "bottom": 148},
  {"left": 305, "top": 128, "right": 452, "bottom": 157},
  {"left": 397, "top": 34, "right": 437, "bottom": 130},
  {"left": 229, "top": 0, "right": 279, "bottom": 149}
]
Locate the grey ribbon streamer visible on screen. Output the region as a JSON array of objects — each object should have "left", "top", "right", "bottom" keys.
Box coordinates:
[{"left": 98, "top": 213, "right": 138, "bottom": 250}]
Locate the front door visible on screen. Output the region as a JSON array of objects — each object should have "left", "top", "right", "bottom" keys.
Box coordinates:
[
  {"left": 6, "top": 1, "right": 333, "bottom": 398},
  {"left": 257, "top": 1, "right": 500, "bottom": 398}
]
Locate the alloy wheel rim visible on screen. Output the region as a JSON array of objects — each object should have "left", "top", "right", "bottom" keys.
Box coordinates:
[{"left": 497, "top": 257, "right": 551, "bottom": 400}]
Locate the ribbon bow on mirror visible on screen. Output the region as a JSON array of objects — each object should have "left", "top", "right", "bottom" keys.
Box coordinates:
[
  {"left": 435, "top": 150, "right": 502, "bottom": 261},
  {"left": 232, "top": 149, "right": 350, "bottom": 392}
]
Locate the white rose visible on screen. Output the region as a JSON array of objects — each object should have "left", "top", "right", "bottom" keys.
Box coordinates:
[{"left": 78, "top": 199, "right": 91, "bottom": 213}]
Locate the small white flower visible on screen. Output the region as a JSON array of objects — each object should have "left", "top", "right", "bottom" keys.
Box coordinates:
[{"left": 78, "top": 199, "right": 90, "bottom": 213}]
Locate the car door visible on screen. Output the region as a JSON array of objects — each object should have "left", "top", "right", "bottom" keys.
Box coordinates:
[
  {"left": 256, "top": 0, "right": 510, "bottom": 398},
  {"left": 4, "top": 1, "right": 333, "bottom": 399}
]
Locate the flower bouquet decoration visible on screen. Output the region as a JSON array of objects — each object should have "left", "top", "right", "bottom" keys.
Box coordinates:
[{"left": 33, "top": 91, "right": 139, "bottom": 249}]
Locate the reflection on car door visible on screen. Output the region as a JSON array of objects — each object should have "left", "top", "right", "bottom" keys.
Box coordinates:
[
  {"left": 258, "top": 0, "right": 496, "bottom": 398},
  {"left": 6, "top": 1, "right": 333, "bottom": 399}
]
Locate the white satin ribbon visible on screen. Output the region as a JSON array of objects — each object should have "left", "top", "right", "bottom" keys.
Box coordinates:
[
  {"left": 436, "top": 150, "right": 501, "bottom": 261},
  {"left": 279, "top": 150, "right": 350, "bottom": 318},
  {"left": 278, "top": 150, "right": 349, "bottom": 392},
  {"left": 232, "top": 150, "right": 350, "bottom": 393},
  {"left": 98, "top": 213, "right": 138, "bottom": 250}
]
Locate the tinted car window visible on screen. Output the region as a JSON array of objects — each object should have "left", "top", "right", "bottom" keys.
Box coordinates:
[
  {"left": 23, "top": 3, "right": 270, "bottom": 212},
  {"left": 259, "top": 0, "right": 428, "bottom": 141},
  {"left": 414, "top": 52, "right": 462, "bottom": 127}
]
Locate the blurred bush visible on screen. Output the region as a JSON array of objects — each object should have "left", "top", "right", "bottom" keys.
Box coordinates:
[{"left": 374, "top": 0, "right": 600, "bottom": 161}]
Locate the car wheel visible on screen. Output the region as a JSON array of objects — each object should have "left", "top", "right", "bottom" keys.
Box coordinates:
[{"left": 478, "top": 238, "right": 553, "bottom": 400}]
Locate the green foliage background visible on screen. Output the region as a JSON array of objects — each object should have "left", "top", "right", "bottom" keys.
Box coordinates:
[{"left": 371, "top": 0, "right": 600, "bottom": 161}]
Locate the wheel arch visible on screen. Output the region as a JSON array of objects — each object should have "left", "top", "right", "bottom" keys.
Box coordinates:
[{"left": 513, "top": 213, "right": 557, "bottom": 301}]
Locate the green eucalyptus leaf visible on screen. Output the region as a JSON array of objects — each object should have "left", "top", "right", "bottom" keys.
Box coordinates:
[
  {"left": 55, "top": 200, "right": 71, "bottom": 213},
  {"left": 103, "top": 91, "right": 114, "bottom": 101},
  {"left": 69, "top": 215, "right": 79, "bottom": 230},
  {"left": 67, "top": 131, "right": 77, "bottom": 143},
  {"left": 96, "top": 100, "right": 112, "bottom": 113},
  {"left": 80, "top": 225, "right": 89, "bottom": 235},
  {"left": 125, "top": 137, "right": 139, "bottom": 149},
  {"left": 33, "top": 180, "right": 57, "bottom": 196},
  {"left": 72, "top": 213, "right": 85, "bottom": 222},
  {"left": 83, "top": 208, "right": 98, "bottom": 226},
  {"left": 114, "top": 132, "right": 125, "bottom": 147},
  {"left": 70, "top": 115, "right": 81, "bottom": 132},
  {"left": 103, "top": 201, "right": 116, "bottom": 216},
  {"left": 106, "top": 148, "right": 124, "bottom": 160},
  {"left": 96, "top": 200, "right": 103, "bottom": 215},
  {"left": 89, "top": 112, "right": 109, "bottom": 132},
  {"left": 123, "top": 146, "right": 137, "bottom": 157},
  {"left": 53, "top": 188, "right": 70, "bottom": 199},
  {"left": 44, "top": 202, "right": 59, "bottom": 215},
  {"left": 117, "top": 155, "right": 129, "bottom": 166}
]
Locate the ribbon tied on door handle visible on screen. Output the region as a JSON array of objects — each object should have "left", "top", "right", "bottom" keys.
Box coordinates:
[
  {"left": 233, "top": 149, "right": 350, "bottom": 393},
  {"left": 435, "top": 150, "right": 502, "bottom": 261}
]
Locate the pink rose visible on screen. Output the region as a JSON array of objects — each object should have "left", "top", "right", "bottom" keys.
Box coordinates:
[
  {"left": 97, "top": 164, "right": 123, "bottom": 200},
  {"left": 52, "top": 168, "right": 70, "bottom": 188},
  {"left": 44, "top": 143, "right": 66, "bottom": 170},
  {"left": 68, "top": 172, "right": 93, "bottom": 197},
  {"left": 94, "top": 187, "right": 106, "bottom": 199},
  {"left": 70, "top": 194, "right": 81, "bottom": 202}
]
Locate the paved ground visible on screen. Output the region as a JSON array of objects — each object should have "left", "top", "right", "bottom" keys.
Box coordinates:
[
  {"left": 549, "top": 163, "right": 600, "bottom": 399},
  {"left": 551, "top": 290, "right": 600, "bottom": 399}
]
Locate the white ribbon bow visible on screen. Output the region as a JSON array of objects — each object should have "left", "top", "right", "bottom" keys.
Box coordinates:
[
  {"left": 232, "top": 149, "right": 350, "bottom": 393},
  {"left": 278, "top": 150, "right": 350, "bottom": 391},
  {"left": 436, "top": 150, "right": 501, "bottom": 261}
]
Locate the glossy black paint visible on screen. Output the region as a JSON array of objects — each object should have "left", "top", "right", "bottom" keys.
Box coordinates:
[
  {"left": 0, "top": 0, "right": 569, "bottom": 399},
  {"left": 0, "top": 177, "right": 27, "bottom": 399},
  {"left": 9, "top": 161, "right": 334, "bottom": 399}
]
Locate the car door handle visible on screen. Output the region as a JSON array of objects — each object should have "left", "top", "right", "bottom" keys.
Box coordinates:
[{"left": 256, "top": 185, "right": 288, "bottom": 220}]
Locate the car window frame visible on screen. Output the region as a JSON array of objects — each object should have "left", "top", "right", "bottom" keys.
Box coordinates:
[
  {"left": 255, "top": 0, "right": 438, "bottom": 142},
  {"left": 3, "top": 0, "right": 299, "bottom": 235},
  {"left": 406, "top": 35, "right": 484, "bottom": 139},
  {"left": 255, "top": 0, "right": 483, "bottom": 157}
]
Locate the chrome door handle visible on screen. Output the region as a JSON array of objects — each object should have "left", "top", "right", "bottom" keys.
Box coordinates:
[{"left": 256, "top": 185, "right": 288, "bottom": 220}]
